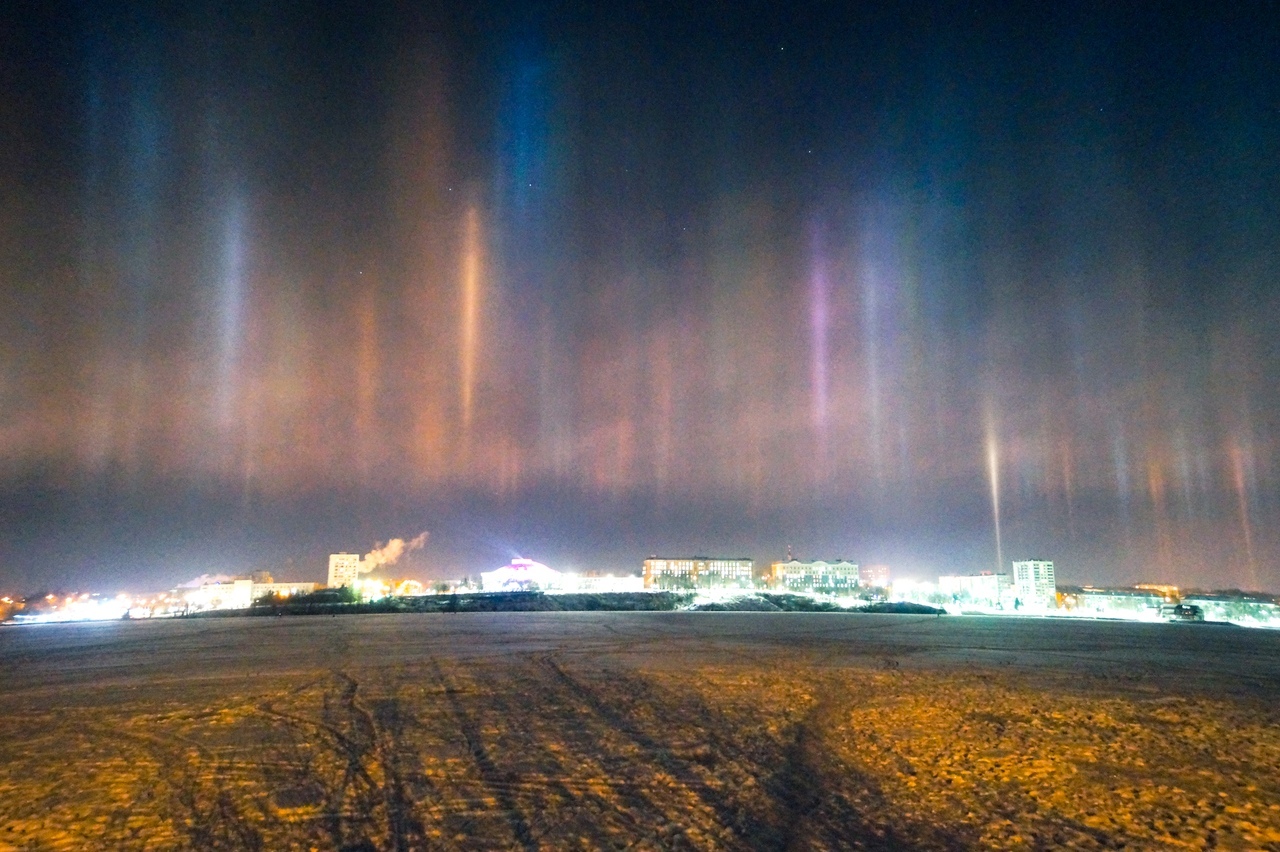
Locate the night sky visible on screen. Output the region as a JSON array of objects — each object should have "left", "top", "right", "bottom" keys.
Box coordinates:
[{"left": 3, "top": 2, "right": 1278, "bottom": 592}]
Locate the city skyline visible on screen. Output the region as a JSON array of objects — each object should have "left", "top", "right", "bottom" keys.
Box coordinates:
[{"left": 2, "top": 2, "right": 1278, "bottom": 592}]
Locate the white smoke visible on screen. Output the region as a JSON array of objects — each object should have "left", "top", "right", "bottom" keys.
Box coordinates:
[{"left": 360, "top": 532, "right": 428, "bottom": 573}]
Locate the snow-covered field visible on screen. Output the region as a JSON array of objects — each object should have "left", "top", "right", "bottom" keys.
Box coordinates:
[{"left": 1, "top": 612, "right": 1278, "bottom": 849}]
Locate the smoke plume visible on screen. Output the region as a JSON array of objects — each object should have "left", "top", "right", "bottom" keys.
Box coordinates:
[{"left": 361, "top": 532, "right": 428, "bottom": 572}]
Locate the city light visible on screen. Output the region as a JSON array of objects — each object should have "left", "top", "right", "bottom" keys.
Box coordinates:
[{"left": 4, "top": 552, "right": 1279, "bottom": 630}]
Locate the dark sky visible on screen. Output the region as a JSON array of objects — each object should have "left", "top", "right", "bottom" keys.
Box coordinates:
[{"left": 2, "top": 1, "right": 1278, "bottom": 592}]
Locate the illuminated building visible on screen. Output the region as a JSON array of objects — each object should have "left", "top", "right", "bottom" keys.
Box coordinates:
[
  {"left": 1067, "top": 587, "right": 1166, "bottom": 619},
  {"left": 769, "top": 560, "right": 859, "bottom": 593},
  {"left": 394, "top": 579, "right": 426, "bottom": 596},
  {"left": 352, "top": 577, "right": 392, "bottom": 599},
  {"left": 481, "top": 559, "right": 563, "bottom": 591},
  {"left": 566, "top": 574, "right": 646, "bottom": 593},
  {"left": 938, "top": 572, "right": 1010, "bottom": 606},
  {"left": 859, "top": 564, "right": 891, "bottom": 587},
  {"left": 1011, "top": 560, "right": 1056, "bottom": 608},
  {"left": 251, "top": 580, "right": 317, "bottom": 600},
  {"left": 1179, "top": 593, "right": 1280, "bottom": 628},
  {"left": 186, "top": 579, "right": 254, "bottom": 610},
  {"left": 183, "top": 575, "right": 317, "bottom": 611},
  {"left": 328, "top": 553, "right": 362, "bottom": 588},
  {"left": 643, "top": 557, "right": 754, "bottom": 590}
]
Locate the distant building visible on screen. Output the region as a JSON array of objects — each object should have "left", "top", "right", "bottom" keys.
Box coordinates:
[
  {"left": 481, "top": 559, "right": 563, "bottom": 592},
  {"left": 1134, "top": 583, "right": 1180, "bottom": 598},
  {"left": 644, "top": 557, "right": 694, "bottom": 589},
  {"left": 183, "top": 577, "right": 316, "bottom": 611},
  {"left": 1012, "top": 560, "right": 1056, "bottom": 608},
  {"left": 567, "top": 574, "right": 646, "bottom": 594},
  {"left": 770, "top": 560, "right": 860, "bottom": 593},
  {"left": 643, "top": 557, "right": 754, "bottom": 590},
  {"left": 252, "top": 580, "right": 316, "bottom": 600},
  {"left": 394, "top": 579, "right": 426, "bottom": 596},
  {"left": 938, "top": 572, "right": 1010, "bottom": 606},
  {"left": 1068, "top": 587, "right": 1166, "bottom": 619},
  {"left": 859, "top": 564, "right": 890, "bottom": 588},
  {"left": 185, "top": 579, "right": 254, "bottom": 611},
  {"left": 328, "top": 553, "right": 362, "bottom": 588},
  {"left": 1179, "top": 593, "right": 1280, "bottom": 628}
]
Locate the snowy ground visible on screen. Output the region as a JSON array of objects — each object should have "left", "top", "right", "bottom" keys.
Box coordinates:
[{"left": 1, "top": 612, "right": 1278, "bottom": 849}]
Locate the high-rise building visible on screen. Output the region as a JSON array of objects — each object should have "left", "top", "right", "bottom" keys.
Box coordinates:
[
  {"left": 1011, "top": 560, "right": 1056, "bottom": 608},
  {"left": 328, "top": 553, "right": 362, "bottom": 588},
  {"left": 643, "top": 556, "right": 754, "bottom": 590},
  {"left": 769, "top": 560, "right": 860, "bottom": 593}
]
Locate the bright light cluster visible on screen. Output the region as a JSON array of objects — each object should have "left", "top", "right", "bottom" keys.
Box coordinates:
[{"left": 8, "top": 593, "right": 182, "bottom": 624}]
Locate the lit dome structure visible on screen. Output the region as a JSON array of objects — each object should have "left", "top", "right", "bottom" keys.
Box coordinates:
[{"left": 480, "top": 558, "right": 562, "bottom": 592}]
